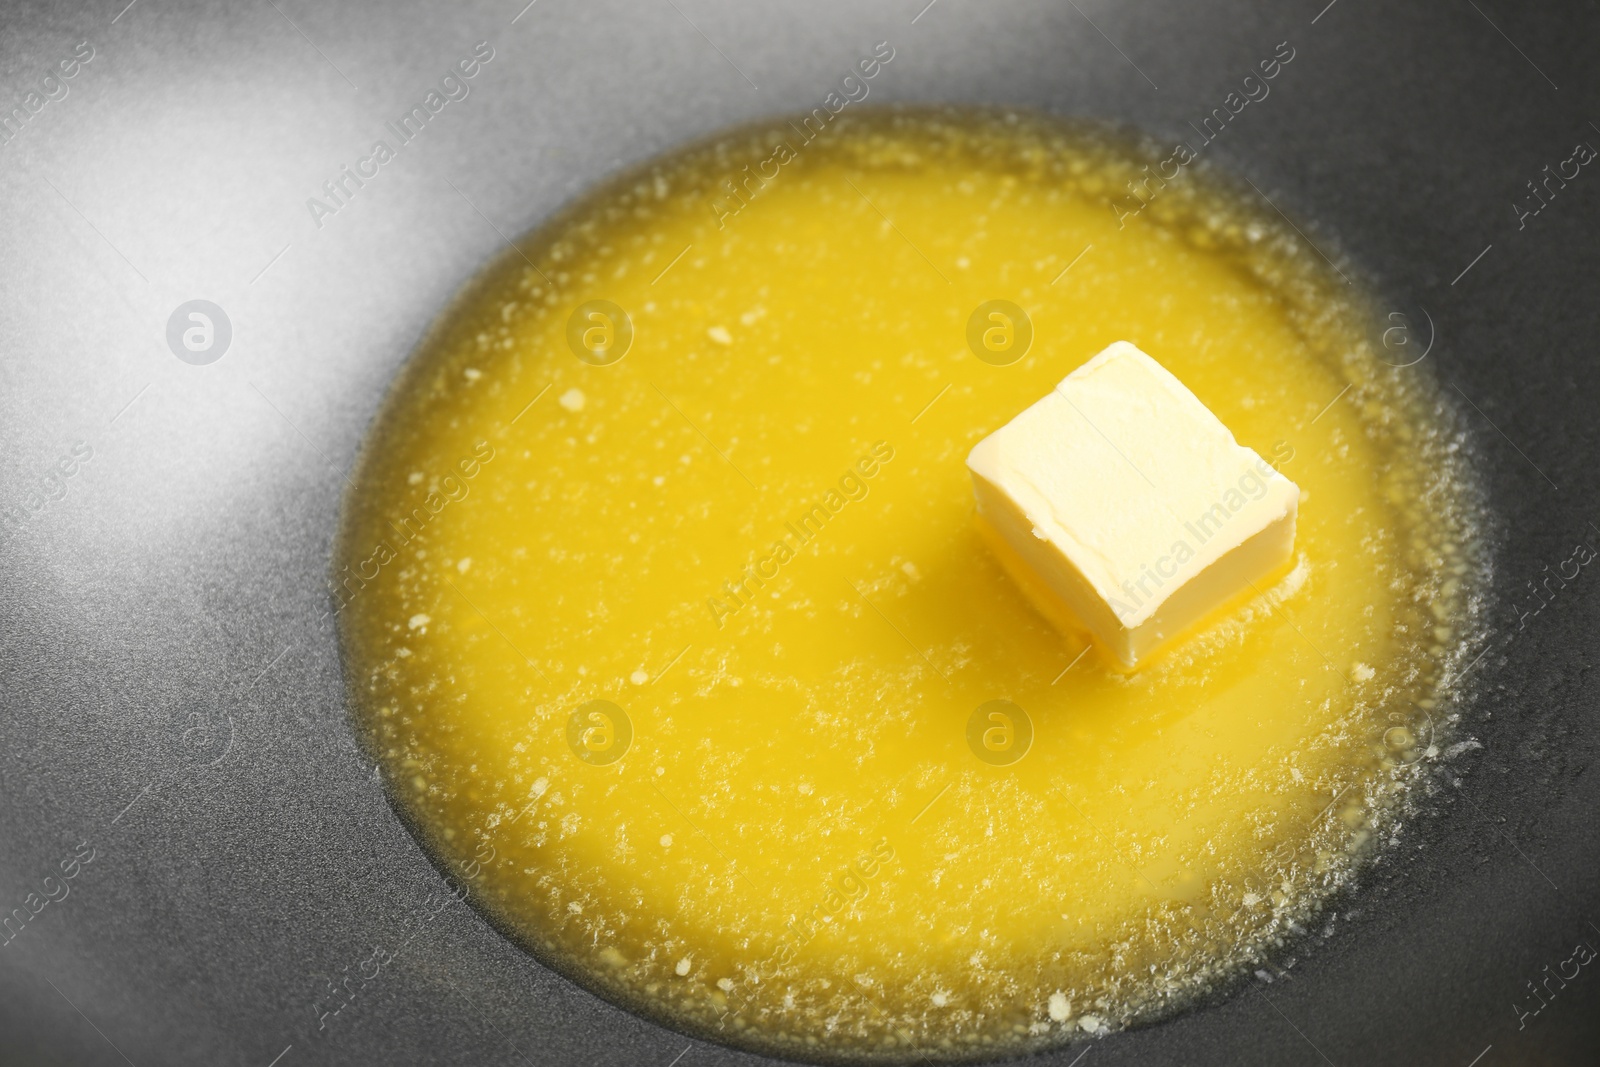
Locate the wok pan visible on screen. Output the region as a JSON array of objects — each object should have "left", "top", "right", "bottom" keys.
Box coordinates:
[{"left": 2, "top": 1, "right": 1598, "bottom": 1064}]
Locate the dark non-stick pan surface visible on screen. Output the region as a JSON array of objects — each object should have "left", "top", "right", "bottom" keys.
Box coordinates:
[{"left": 3, "top": 1, "right": 1599, "bottom": 1064}]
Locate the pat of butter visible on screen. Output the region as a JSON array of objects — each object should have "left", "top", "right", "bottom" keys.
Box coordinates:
[{"left": 967, "top": 341, "right": 1299, "bottom": 668}]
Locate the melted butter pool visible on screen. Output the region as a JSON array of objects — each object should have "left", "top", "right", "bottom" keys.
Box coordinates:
[{"left": 336, "top": 109, "right": 1484, "bottom": 1061}]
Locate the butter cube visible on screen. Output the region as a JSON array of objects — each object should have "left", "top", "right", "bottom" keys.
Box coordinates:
[{"left": 967, "top": 341, "right": 1299, "bottom": 668}]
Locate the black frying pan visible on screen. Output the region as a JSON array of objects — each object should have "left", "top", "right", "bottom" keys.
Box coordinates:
[{"left": 2, "top": 1, "right": 1598, "bottom": 1065}]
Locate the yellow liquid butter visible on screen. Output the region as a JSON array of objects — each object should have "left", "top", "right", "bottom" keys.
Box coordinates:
[{"left": 336, "top": 109, "right": 1482, "bottom": 1061}]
